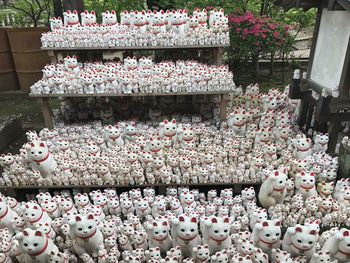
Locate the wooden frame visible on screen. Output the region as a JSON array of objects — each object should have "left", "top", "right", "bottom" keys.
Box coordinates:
[
  {"left": 284, "top": 3, "right": 350, "bottom": 154},
  {"left": 0, "top": 181, "right": 260, "bottom": 190}
]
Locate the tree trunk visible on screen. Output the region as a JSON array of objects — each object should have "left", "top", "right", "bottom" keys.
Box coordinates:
[
  {"left": 53, "top": 0, "right": 64, "bottom": 19},
  {"left": 252, "top": 55, "right": 260, "bottom": 77},
  {"left": 260, "top": 0, "right": 269, "bottom": 16},
  {"left": 282, "top": 51, "right": 285, "bottom": 83},
  {"left": 260, "top": 0, "right": 265, "bottom": 15},
  {"left": 62, "top": 0, "right": 84, "bottom": 13},
  {"left": 269, "top": 53, "right": 274, "bottom": 76}
]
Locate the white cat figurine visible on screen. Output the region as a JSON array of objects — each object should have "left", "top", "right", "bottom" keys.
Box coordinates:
[
  {"left": 258, "top": 170, "right": 287, "bottom": 208},
  {"left": 26, "top": 141, "right": 57, "bottom": 177},
  {"left": 322, "top": 228, "right": 350, "bottom": 263},
  {"left": 171, "top": 215, "right": 201, "bottom": 258},
  {"left": 282, "top": 224, "right": 318, "bottom": 260},
  {"left": 16, "top": 228, "right": 59, "bottom": 263},
  {"left": 202, "top": 216, "right": 231, "bottom": 255},
  {"left": 0, "top": 196, "right": 18, "bottom": 235},
  {"left": 252, "top": 219, "right": 281, "bottom": 255},
  {"left": 68, "top": 214, "right": 104, "bottom": 257}
]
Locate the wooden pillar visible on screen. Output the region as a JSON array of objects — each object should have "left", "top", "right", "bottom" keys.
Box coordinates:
[
  {"left": 220, "top": 94, "right": 229, "bottom": 122},
  {"left": 37, "top": 98, "right": 54, "bottom": 129},
  {"left": 53, "top": 0, "right": 64, "bottom": 19},
  {"left": 298, "top": 99, "right": 309, "bottom": 131},
  {"left": 305, "top": 104, "right": 314, "bottom": 133},
  {"left": 327, "top": 121, "right": 341, "bottom": 154},
  {"left": 212, "top": 47, "right": 224, "bottom": 65},
  {"left": 48, "top": 50, "right": 58, "bottom": 65},
  {"left": 62, "top": 0, "right": 84, "bottom": 13}
]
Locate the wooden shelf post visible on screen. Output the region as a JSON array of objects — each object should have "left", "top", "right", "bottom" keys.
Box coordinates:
[
  {"left": 48, "top": 50, "right": 58, "bottom": 65},
  {"left": 212, "top": 47, "right": 224, "bottom": 65},
  {"left": 37, "top": 97, "right": 54, "bottom": 129},
  {"left": 220, "top": 93, "right": 229, "bottom": 122}
]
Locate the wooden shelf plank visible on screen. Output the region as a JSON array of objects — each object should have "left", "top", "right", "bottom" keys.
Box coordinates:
[
  {"left": 41, "top": 44, "right": 230, "bottom": 51},
  {"left": 29, "top": 90, "right": 233, "bottom": 98},
  {"left": 0, "top": 182, "right": 261, "bottom": 190}
]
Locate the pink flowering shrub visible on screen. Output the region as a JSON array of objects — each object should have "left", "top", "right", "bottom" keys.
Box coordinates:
[{"left": 227, "top": 11, "right": 293, "bottom": 73}]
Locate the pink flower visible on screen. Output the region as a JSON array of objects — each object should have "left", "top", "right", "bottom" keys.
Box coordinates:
[
  {"left": 284, "top": 25, "right": 290, "bottom": 31},
  {"left": 254, "top": 24, "right": 262, "bottom": 30},
  {"left": 236, "top": 27, "right": 241, "bottom": 32},
  {"left": 262, "top": 34, "right": 266, "bottom": 39},
  {"left": 268, "top": 24, "right": 277, "bottom": 30},
  {"left": 273, "top": 32, "right": 279, "bottom": 38}
]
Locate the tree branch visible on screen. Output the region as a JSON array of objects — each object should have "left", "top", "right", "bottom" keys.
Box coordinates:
[
  {"left": 43, "top": 0, "right": 51, "bottom": 26},
  {"left": 23, "top": 0, "right": 36, "bottom": 21},
  {"left": 35, "top": 0, "right": 43, "bottom": 11},
  {"left": 8, "top": 3, "right": 34, "bottom": 18}
]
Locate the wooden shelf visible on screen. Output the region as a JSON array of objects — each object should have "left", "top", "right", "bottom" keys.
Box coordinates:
[
  {"left": 29, "top": 90, "right": 233, "bottom": 98},
  {"left": 36, "top": 43, "right": 228, "bottom": 129},
  {"left": 41, "top": 44, "right": 229, "bottom": 51},
  {"left": 0, "top": 182, "right": 261, "bottom": 190}
]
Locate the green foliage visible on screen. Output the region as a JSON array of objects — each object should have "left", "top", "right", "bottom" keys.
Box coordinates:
[
  {"left": 282, "top": 8, "right": 317, "bottom": 34},
  {"left": 5, "top": 0, "right": 53, "bottom": 27},
  {"left": 150, "top": 0, "right": 242, "bottom": 13},
  {"left": 84, "top": 0, "right": 146, "bottom": 23}
]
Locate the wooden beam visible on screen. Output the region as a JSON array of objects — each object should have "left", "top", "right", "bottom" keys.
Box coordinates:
[
  {"left": 326, "top": 112, "right": 350, "bottom": 122},
  {"left": 329, "top": 97, "right": 350, "bottom": 112},
  {"left": 278, "top": 0, "right": 322, "bottom": 10},
  {"left": 300, "top": 79, "right": 325, "bottom": 94},
  {"left": 0, "top": 182, "right": 261, "bottom": 190},
  {"left": 41, "top": 44, "right": 230, "bottom": 51},
  {"left": 29, "top": 91, "right": 234, "bottom": 98}
]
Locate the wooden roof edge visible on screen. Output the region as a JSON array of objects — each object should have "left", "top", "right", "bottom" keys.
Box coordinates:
[
  {"left": 274, "top": 0, "right": 321, "bottom": 10},
  {"left": 336, "top": 0, "right": 350, "bottom": 11},
  {"left": 274, "top": 0, "right": 350, "bottom": 11}
]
